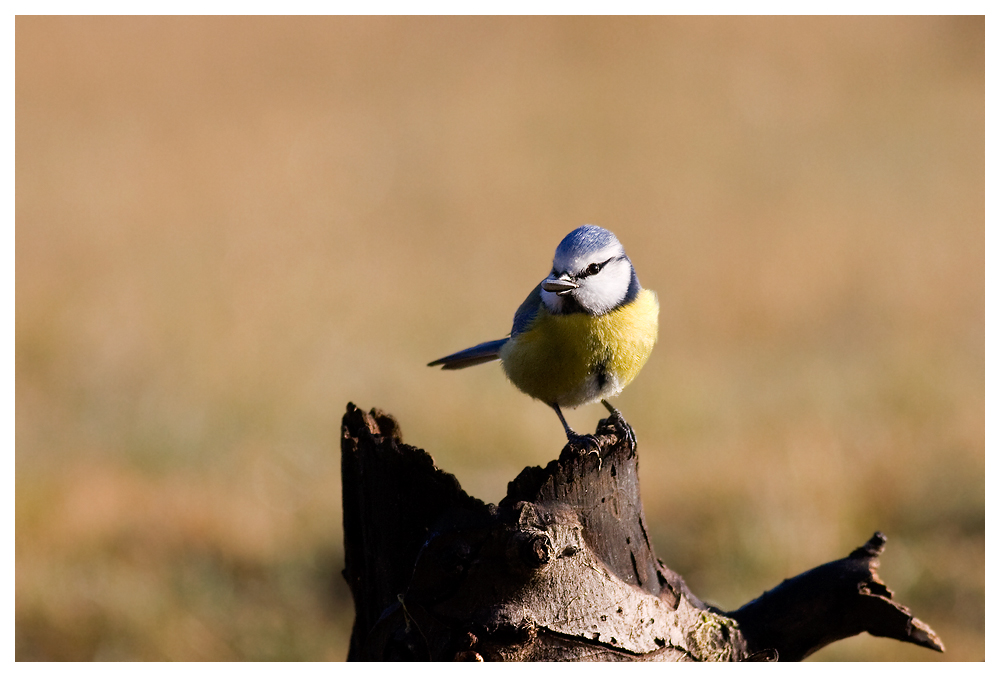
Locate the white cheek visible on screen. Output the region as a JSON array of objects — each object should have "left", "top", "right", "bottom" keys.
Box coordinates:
[{"left": 576, "top": 261, "right": 631, "bottom": 314}]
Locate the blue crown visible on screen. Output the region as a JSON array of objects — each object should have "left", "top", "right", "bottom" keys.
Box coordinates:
[{"left": 555, "top": 225, "right": 620, "bottom": 259}]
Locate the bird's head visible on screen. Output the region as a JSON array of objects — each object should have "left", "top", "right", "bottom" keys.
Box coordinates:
[{"left": 540, "top": 225, "right": 639, "bottom": 316}]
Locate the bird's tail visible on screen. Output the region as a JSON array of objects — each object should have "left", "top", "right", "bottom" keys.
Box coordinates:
[{"left": 428, "top": 338, "right": 508, "bottom": 370}]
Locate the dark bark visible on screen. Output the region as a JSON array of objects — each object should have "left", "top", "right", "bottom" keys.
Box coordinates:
[
  {"left": 340, "top": 403, "right": 944, "bottom": 661},
  {"left": 729, "top": 532, "right": 945, "bottom": 660}
]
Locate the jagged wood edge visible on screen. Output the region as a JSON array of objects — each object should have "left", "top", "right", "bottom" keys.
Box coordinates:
[
  {"left": 340, "top": 403, "right": 945, "bottom": 661},
  {"left": 727, "top": 531, "right": 945, "bottom": 660}
]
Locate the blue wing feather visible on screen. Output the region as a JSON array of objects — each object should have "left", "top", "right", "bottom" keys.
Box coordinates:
[
  {"left": 428, "top": 283, "right": 544, "bottom": 370},
  {"left": 428, "top": 338, "right": 507, "bottom": 369},
  {"left": 510, "top": 283, "right": 543, "bottom": 337}
]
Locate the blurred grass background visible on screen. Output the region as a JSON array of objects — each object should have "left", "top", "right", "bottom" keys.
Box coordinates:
[{"left": 15, "top": 16, "right": 983, "bottom": 661}]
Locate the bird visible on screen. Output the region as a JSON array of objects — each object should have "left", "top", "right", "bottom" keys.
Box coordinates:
[{"left": 428, "top": 224, "right": 658, "bottom": 445}]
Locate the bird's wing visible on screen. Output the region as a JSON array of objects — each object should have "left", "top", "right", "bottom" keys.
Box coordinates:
[
  {"left": 510, "top": 282, "right": 544, "bottom": 337},
  {"left": 427, "top": 338, "right": 508, "bottom": 370},
  {"left": 427, "top": 283, "right": 543, "bottom": 370}
]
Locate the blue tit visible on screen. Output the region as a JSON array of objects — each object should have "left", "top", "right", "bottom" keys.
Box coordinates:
[{"left": 429, "top": 224, "right": 658, "bottom": 443}]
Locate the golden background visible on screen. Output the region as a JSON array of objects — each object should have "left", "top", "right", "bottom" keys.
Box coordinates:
[{"left": 16, "top": 16, "right": 983, "bottom": 661}]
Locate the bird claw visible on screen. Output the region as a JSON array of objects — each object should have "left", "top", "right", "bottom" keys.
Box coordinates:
[
  {"left": 566, "top": 432, "right": 603, "bottom": 469},
  {"left": 601, "top": 400, "right": 636, "bottom": 449}
]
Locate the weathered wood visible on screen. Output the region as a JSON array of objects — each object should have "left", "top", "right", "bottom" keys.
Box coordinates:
[
  {"left": 729, "top": 532, "right": 945, "bottom": 660},
  {"left": 340, "top": 403, "right": 944, "bottom": 661}
]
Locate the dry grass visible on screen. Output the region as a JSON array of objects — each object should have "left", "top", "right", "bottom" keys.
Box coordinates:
[{"left": 16, "top": 16, "right": 983, "bottom": 661}]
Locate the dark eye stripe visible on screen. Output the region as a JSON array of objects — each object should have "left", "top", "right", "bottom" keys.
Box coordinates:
[{"left": 579, "top": 257, "right": 614, "bottom": 278}]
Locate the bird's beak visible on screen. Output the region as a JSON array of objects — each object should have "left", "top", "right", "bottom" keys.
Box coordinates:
[{"left": 542, "top": 276, "right": 579, "bottom": 295}]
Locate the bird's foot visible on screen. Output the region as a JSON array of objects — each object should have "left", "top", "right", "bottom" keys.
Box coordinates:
[
  {"left": 601, "top": 400, "right": 636, "bottom": 450},
  {"left": 565, "top": 432, "right": 603, "bottom": 468},
  {"left": 552, "top": 403, "right": 603, "bottom": 468}
]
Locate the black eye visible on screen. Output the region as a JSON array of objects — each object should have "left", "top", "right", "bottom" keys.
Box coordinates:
[{"left": 587, "top": 263, "right": 601, "bottom": 276}]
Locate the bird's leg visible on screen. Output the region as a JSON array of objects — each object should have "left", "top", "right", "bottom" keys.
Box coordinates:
[
  {"left": 552, "top": 403, "right": 601, "bottom": 462},
  {"left": 601, "top": 399, "right": 636, "bottom": 450},
  {"left": 600, "top": 399, "right": 622, "bottom": 417},
  {"left": 551, "top": 403, "right": 579, "bottom": 438}
]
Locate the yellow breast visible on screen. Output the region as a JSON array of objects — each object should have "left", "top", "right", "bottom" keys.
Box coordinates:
[{"left": 499, "top": 288, "right": 659, "bottom": 407}]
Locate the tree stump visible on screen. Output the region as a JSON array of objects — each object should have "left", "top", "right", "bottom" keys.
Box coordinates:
[{"left": 340, "top": 403, "right": 944, "bottom": 661}]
